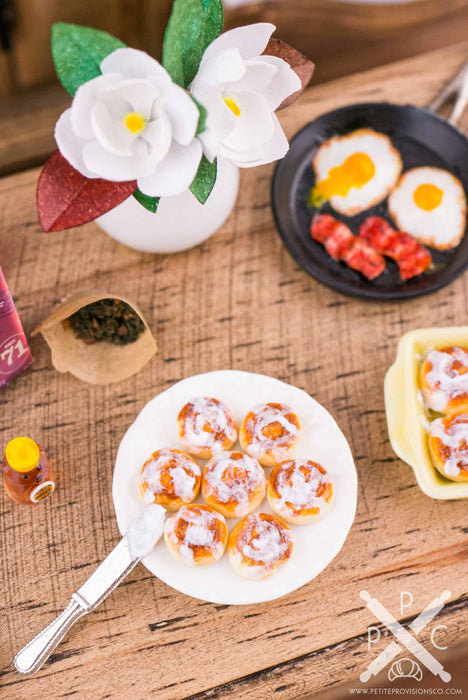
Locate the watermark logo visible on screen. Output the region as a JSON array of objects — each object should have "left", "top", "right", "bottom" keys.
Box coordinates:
[
  {"left": 359, "top": 589, "right": 451, "bottom": 684},
  {"left": 388, "top": 658, "right": 423, "bottom": 682}
]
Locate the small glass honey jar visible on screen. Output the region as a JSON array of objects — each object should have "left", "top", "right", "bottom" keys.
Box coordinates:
[{"left": 2, "top": 437, "right": 55, "bottom": 504}]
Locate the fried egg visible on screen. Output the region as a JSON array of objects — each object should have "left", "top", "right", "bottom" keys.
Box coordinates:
[
  {"left": 311, "top": 129, "right": 402, "bottom": 216},
  {"left": 388, "top": 167, "right": 467, "bottom": 250}
]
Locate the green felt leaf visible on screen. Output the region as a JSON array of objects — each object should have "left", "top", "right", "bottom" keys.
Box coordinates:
[
  {"left": 133, "top": 189, "right": 160, "bottom": 213},
  {"left": 190, "top": 156, "right": 217, "bottom": 204},
  {"left": 162, "top": 0, "right": 223, "bottom": 88},
  {"left": 52, "top": 23, "right": 126, "bottom": 96},
  {"left": 191, "top": 96, "right": 208, "bottom": 135}
]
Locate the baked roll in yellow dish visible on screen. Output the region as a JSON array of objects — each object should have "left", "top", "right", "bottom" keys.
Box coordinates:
[
  {"left": 385, "top": 327, "right": 468, "bottom": 499},
  {"left": 420, "top": 346, "right": 468, "bottom": 414},
  {"left": 267, "top": 459, "right": 334, "bottom": 524},
  {"left": 228, "top": 513, "right": 293, "bottom": 580},
  {"left": 239, "top": 402, "right": 301, "bottom": 467},
  {"left": 428, "top": 413, "right": 468, "bottom": 482}
]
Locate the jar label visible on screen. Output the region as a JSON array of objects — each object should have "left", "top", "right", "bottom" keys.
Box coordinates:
[{"left": 30, "top": 481, "right": 55, "bottom": 502}]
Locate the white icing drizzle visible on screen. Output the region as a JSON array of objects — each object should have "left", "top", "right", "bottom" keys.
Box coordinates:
[
  {"left": 203, "top": 452, "right": 265, "bottom": 516},
  {"left": 180, "top": 397, "right": 237, "bottom": 452},
  {"left": 236, "top": 514, "right": 292, "bottom": 567},
  {"left": 272, "top": 459, "right": 331, "bottom": 516},
  {"left": 423, "top": 347, "right": 468, "bottom": 412},
  {"left": 164, "top": 506, "right": 225, "bottom": 566},
  {"left": 430, "top": 415, "right": 468, "bottom": 477},
  {"left": 140, "top": 449, "right": 199, "bottom": 503},
  {"left": 244, "top": 403, "right": 299, "bottom": 461}
]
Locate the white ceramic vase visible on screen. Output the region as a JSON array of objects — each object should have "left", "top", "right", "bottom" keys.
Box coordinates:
[{"left": 96, "top": 157, "right": 239, "bottom": 253}]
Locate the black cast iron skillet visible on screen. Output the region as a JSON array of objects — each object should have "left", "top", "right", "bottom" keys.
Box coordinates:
[{"left": 271, "top": 102, "right": 468, "bottom": 300}]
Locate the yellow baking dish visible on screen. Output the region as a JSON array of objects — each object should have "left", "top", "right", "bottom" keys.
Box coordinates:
[{"left": 384, "top": 327, "right": 468, "bottom": 500}]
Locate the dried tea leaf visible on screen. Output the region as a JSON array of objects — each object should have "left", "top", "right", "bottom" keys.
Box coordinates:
[
  {"left": 68, "top": 299, "right": 146, "bottom": 345},
  {"left": 264, "top": 38, "right": 315, "bottom": 110},
  {"left": 33, "top": 290, "right": 157, "bottom": 385}
]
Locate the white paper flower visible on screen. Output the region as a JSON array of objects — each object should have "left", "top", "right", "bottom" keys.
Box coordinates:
[
  {"left": 54, "top": 48, "right": 202, "bottom": 196},
  {"left": 189, "top": 23, "right": 301, "bottom": 168}
]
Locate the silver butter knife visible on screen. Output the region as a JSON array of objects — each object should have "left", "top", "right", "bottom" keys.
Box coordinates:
[{"left": 14, "top": 505, "right": 165, "bottom": 675}]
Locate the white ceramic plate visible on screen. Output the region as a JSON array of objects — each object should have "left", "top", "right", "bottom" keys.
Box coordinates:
[{"left": 112, "top": 370, "right": 357, "bottom": 604}]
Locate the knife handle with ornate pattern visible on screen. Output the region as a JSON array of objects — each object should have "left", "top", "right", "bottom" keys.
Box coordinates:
[{"left": 14, "top": 597, "right": 87, "bottom": 675}]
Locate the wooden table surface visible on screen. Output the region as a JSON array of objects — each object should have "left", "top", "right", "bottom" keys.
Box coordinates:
[{"left": 1, "top": 43, "right": 468, "bottom": 700}]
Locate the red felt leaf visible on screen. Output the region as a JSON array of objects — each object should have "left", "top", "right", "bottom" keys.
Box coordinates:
[
  {"left": 37, "top": 151, "right": 137, "bottom": 232},
  {"left": 263, "top": 38, "right": 315, "bottom": 110}
]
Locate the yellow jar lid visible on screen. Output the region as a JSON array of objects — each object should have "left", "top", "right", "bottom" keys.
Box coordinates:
[{"left": 5, "top": 437, "right": 40, "bottom": 473}]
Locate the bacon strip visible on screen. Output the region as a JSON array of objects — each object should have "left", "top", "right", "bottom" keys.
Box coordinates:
[
  {"left": 310, "top": 213, "right": 386, "bottom": 281},
  {"left": 359, "top": 216, "right": 432, "bottom": 280},
  {"left": 345, "top": 238, "right": 387, "bottom": 280}
]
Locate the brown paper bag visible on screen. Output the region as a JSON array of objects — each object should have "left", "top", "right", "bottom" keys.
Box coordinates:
[{"left": 33, "top": 290, "right": 157, "bottom": 385}]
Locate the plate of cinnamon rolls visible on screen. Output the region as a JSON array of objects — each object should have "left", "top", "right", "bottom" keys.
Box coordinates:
[{"left": 113, "top": 370, "right": 357, "bottom": 604}]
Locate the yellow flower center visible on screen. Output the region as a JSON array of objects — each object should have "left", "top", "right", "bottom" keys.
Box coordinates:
[
  {"left": 413, "top": 183, "right": 443, "bottom": 212},
  {"left": 224, "top": 97, "right": 241, "bottom": 117},
  {"left": 124, "top": 112, "right": 146, "bottom": 135}
]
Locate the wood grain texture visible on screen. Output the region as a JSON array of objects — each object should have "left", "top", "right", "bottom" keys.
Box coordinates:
[{"left": 1, "top": 44, "right": 468, "bottom": 700}]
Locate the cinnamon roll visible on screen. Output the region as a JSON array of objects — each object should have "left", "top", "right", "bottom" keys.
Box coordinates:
[
  {"left": 164, "top": 504, "right": 228, "bottom": 566},
  {"left": 201, "top": 451, "right": 266, "bottom": 518},
  {"left": 428, "top": 412, "right": 468, "bottom": 482},
  {"left": 228, "top": 513, "right": 294, "bottom": 580},
  {"left": 420, "top": 346, "right": 468, "bottom": 414},
  {"left": 139, "top": 448, "right": 201, "bottom": 510},
  {"left": 177, "top": 397, "right": 238, "bottom": 459},
  {"left": 239, "top": 403, "right": 301, "bottom": 466},
  {"left": 267, "top": 459, "right": 334, "bottom": 524}
]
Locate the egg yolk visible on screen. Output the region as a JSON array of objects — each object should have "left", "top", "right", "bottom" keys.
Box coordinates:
[
  {"left": 312, "top": 152, "right": 375, "bottom": 204},
  {"left": 413, "top": 183, "right": 443, "bottom": 212}
]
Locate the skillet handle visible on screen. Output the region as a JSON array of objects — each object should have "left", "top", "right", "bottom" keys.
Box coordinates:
[{"left": 426, "top": 58, "right": 468, "bottom": 126}]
